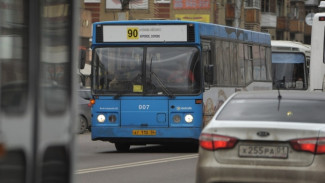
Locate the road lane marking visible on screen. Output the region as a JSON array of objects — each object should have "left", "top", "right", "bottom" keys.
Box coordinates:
[{"left": 75, "top": 154, "right": 198, "bottom": 174}]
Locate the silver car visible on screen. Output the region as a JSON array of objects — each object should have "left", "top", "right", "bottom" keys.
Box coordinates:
[
  {"left": 78, "top": 88, "right": 92, "bottom": 134},
  {"left": 196, "top": 90, "right": 325, "bottom": 183}
]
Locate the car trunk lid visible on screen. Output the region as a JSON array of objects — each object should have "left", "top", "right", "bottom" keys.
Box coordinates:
[{"left": 209, "top": 121, "right": 324, "bottom": 167}]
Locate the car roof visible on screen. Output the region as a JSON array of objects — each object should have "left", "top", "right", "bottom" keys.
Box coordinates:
[{"left": 232, "top": 90, "right": 325, "bottom": 100}]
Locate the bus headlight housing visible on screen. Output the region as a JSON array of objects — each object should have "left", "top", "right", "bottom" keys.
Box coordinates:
[
  {"left": 108, "top": 114, "right": 117, "bottom": 123},
  {"left": 185, "top": 114, "right": 194, "bottom": 123},
  {"left": 97, "top": 114, "right": 106, "bottom": 123},
  {"left": 173, "top": 115, "right": 181, "bottom": 123}
]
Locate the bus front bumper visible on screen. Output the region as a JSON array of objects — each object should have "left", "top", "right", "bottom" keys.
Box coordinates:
[{"left": 91, "top": 126, "right": 201, "bottom": 144}]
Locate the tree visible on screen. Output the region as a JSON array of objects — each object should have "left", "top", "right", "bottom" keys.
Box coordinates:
[{"left": 234, "top": 0, "right": 243, "bottom": 27}]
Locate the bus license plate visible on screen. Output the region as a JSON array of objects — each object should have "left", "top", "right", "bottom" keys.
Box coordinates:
[
  {"left": 132, "top": 130, "right": 156, "bottom": 136},
  {"left": 239, "top": 145, "right": 288, "bottom": 158}
]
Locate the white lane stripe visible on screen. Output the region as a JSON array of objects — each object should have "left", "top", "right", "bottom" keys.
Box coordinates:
[{"left": 75, "top": 154, "right": 198, "bottom": 175}]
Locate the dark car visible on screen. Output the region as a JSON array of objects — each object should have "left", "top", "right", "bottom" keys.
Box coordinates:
[{"left": 78, "top": 88, "right": 92, "bottom": 134}]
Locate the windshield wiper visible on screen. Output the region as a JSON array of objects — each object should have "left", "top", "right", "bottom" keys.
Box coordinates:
[
  {"left": 148, "top": 57, "right": 174, "bottom": 98},
  {"left": 150, "top": 71, "right": 174, "bottom": 98}
]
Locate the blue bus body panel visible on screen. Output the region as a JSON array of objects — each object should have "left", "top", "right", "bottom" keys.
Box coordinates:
[
  {"left": 198, "top": 23, "right": 219, "bottom": 37},
  {"left": 91, "top": 96, "right": 203, "bottom": 141},
  {"left": 92, "top": 99, "right": 120, "bottom": 127},
  {"left": 169, "top": 99, "right": 202, "bottom": 127},
  {"left": 197, "top": 22, "right": 270, "bottom": 46},
  {"left": 91, "top": 126, "right": 202, "bottom": 140},
  {"left": 237, "top": 29, "right": 244, "bottom": 41},
  {"left": 121, "top": 99, "right": 168, "bottom": 127}
]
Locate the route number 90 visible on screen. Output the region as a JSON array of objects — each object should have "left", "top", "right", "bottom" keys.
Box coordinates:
[{"left": 127, "top": 28, "right": 139, "bottom": 40}]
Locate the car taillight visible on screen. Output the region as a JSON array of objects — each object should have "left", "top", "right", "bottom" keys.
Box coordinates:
[
  {"left": 290, "top": 137, "right": 325, "bottom": 154},
  {"left": 0, "top": 143, "right": 5, "bottom": 157},
  {"left": 199, "top": 133, "right": 237, "bottom": 151},
  {"left": 316, "top": 138, "right": 325, "bottom": 153}
]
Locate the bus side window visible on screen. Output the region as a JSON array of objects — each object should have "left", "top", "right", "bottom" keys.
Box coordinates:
[
  {"left": 202, "top": 42, "right": 213, "bottom": 85},
  {"left": 215, "top": 40, "right": 223, "bottom": 85},
  {"left": 253, "top": 45, "right": 261, "bottom": 80},
  {"left": 238, "top": 43, "right": 245, "bottom": 85},
  {"left": 230, "top": 42, "right": 238, "bottom": 85},
  {"left": 260, "top": 46, "right": 267, "bottom": 80},
  {"left": 244, "top": 45, "right": 253, "bottom": 84},
  {"left": 266, "top": 47, "right": 272, "bottom": 81},
  {"left": 222, "top": 41, "right": 231, "bottom": 85}
]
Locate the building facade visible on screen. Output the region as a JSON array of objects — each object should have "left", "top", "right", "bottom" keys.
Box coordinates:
[{"left": 81, "top": 0, "right": 323, "bottom": 45}]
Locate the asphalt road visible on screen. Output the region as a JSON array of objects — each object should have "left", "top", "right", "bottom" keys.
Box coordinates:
[{"left": 74, "top": 132, "right": 199, "bottom": 183}]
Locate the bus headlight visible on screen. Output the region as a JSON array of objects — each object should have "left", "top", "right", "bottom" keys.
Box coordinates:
[
  {"left": 185, "top": 114, "right": 193, "bottom": 123},
  {"left": 108, "top": 114, "right": 117, "bottom": 123},
  {"left": 97, "top": 114, "right": 106, "bottom": 123},
  {"left": 173, "top": 115, "right": 181, "bottom": 123}
]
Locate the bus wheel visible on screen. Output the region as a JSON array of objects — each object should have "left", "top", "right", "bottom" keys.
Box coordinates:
[
  {"left": 115, "top": 143, "right": 130, "bottom": 152},
  {"left": 79, "top": 116, "right": 88, "bottom": 134}
]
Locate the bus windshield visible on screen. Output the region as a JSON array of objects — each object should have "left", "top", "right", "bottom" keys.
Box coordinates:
[
  {"left": 272, "top": 52, "right": 307, "bottom": 90},
  {"left": 93, "top": 46, "right": 201, "bottom": 95}
]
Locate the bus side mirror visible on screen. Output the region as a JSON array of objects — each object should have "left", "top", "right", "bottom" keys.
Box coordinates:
[
  {"left": 204, "top": 65, "right": 214, "bottom": 84},
  {"left": 79, "top": 49, "right": 86, "bottom": 70}
]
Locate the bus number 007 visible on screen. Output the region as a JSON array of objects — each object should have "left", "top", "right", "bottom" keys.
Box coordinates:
[
  {"left": 139, "top": 105, "right": 150, "bottom": 110},
  {"left": 127, "top": 28, "right": 138, "bottom": 39}
]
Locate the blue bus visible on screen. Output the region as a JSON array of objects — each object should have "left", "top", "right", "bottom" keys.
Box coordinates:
[{"left": 90, "top": 20, "right": 272, "bottom": 151}]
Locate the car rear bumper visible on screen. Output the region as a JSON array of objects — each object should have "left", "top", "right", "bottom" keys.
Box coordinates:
[{"left": 196, "top": 149, "right": 325, "bottom": 183}]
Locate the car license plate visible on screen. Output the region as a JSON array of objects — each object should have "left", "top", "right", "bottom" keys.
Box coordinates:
[
  {"left": 132, "top": 130, "right": 156, "bottom": 136},
  {"left": 239, "top": 145, "right": 288, "bottom": 158}
]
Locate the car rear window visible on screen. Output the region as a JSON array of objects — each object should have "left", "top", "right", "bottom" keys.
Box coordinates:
[{"left": 216, "top": 99, "right": 325, "bottom": 123}]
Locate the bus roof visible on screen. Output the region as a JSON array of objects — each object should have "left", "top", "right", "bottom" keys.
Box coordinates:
[
  {"left": 92, "top": 20, "right": 271, "bottom": 46},
  {"left": 271, "top": 40, "right": 311, "bottom": 53},
  {"left": 197, "top": 22, "right": 270, "bottom": 45}
]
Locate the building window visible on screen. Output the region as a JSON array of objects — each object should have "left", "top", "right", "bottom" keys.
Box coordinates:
[
  {"left": 277, "top": 0, "right": 284, "bottom": 16},
  {"left": 292, "top": 7, "right": 298, "bottom": 18},
  {"left": 261, "top": 0, "right": 270, "bottom": 12},
  {"left": 290, "top": 33, "right": 295, "bottom": 40},
  {"left": 245, "top": 0, "right": 260, "bottom": 9},
  {"left": 261, "top": 0, "right": 275, "bottom": 13},
  {"left": 226, "top": 20, "right": 233, "bottom": 26},
  {"left": 154, "top": 0, "right": 170, "bottom": 3},
  {"left": 276, "top": 31, "right": 284, "bottom": 40}
]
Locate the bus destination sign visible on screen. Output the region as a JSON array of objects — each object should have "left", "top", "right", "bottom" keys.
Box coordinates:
[{"left": 102, "top": 25, "right": 188, "bottom": 42}]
